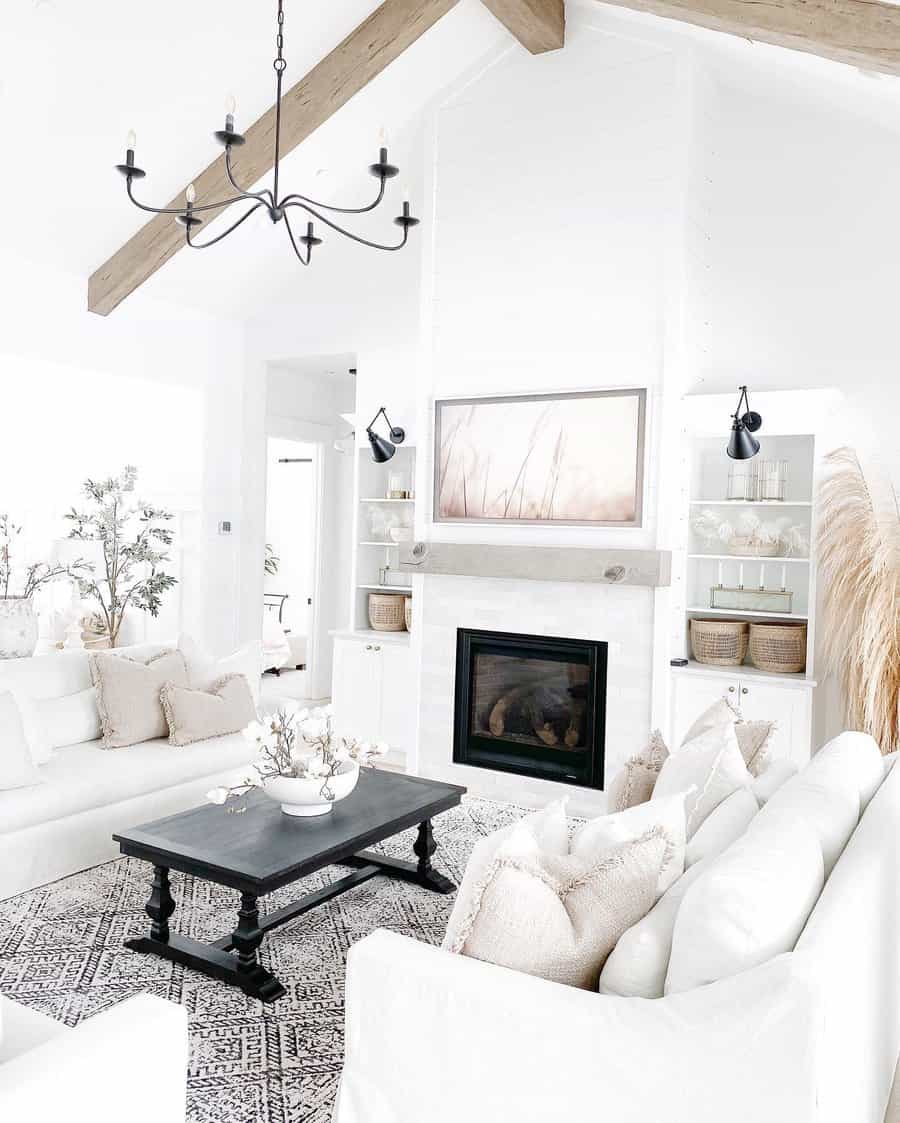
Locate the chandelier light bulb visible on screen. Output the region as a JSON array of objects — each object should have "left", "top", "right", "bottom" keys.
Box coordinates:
[
  {"left": 186, "top": 183, "right": 196, "bottom": 205},
  {"left": 225, "top": 93, "right": 237, "bottom": 116},
  {"left": 126, "top": 129, "right": 136, "bottom": 151},
  {"left": 378, "top": 126, "right": 387, "bottom": 149}
]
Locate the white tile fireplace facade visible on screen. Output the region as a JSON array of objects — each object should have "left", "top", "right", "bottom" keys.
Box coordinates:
[{"left": 415, "top": 573, "right": 655, "bottom": 817}]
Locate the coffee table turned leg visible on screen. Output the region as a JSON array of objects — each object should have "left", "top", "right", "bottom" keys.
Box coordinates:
[
  {"left": 413, "top": 819, "right": 456, "bottom": 894},
  {"left": 229, "top": 891, "right": 287, "bottom": 1003},
  {"left": 128, "top": 865, "right": 176, "bottom": 946}
]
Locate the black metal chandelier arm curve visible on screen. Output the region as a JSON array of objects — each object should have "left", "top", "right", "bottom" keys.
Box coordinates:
[
  {"left": 279, "top": 177, "right": 387, "bottom": 216},
  {"left": 225, "top": 148, "right": 274, "bottom": 207},
  {"left": 126, "top": 177, "right": 246, "bottom": 216},
  {"left": 185, "top": 201, "right": 265, "bottom": 249},
  {"left": 282, "top": 199, "right": 410, "bottom": 252},
  {"left": 282, "top": 212, "right": 311, "bottom": 265}
]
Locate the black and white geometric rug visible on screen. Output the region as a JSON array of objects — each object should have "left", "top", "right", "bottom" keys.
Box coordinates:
[{"left": 0, "top": 797, "right": 527, "bottom": 1123}]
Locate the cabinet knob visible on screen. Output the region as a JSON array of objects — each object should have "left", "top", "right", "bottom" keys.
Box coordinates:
[
  {"left": 742, "top": 687, "right": 749, "bottom": 695},
  {"left": 365, "top": 644, "right": 373, "bottom": 651},
  {"left": 374, "top": 645, "right": 382, "bottom": 652},
  {"left": 727, "top": 686, "right": 736, "bottom": 694}
]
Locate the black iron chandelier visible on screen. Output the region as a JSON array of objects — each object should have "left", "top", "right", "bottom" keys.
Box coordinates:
[{"left": 116, "top": 0, "right": 419, "bottom": 265}]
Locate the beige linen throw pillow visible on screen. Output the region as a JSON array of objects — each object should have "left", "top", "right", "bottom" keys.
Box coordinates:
[
  {"left": 448, "top": 825, "right": 671, "bottom": 989},
  {"left": 90, "top": 649, "right": 188, "bottom": 748},
  {"left": 160, "top": 674, "right": 257, "bottom": 747}
]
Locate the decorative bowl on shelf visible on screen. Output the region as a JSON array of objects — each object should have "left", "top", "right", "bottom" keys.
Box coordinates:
[
  {"left": 262, "top": 760, "right": 360, "bottom": 817},
  {"left": 726, "top": 537, "right": 780, "bottom": 557},
  {"left": 388, "top": 527, "right": 412, "bottom": 543}
]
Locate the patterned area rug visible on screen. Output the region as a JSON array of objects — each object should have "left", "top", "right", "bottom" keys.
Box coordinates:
[{"left": 0, "top": 796, "right": 527, "bottom": 1123}]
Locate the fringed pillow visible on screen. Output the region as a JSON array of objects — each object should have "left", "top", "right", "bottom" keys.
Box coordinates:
[{"left": 607, "top": 729, "right": 670, "bottom": 812}]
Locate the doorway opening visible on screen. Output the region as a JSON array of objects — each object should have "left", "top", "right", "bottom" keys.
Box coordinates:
[{"left": 264, "top": 437, "right": 319, "bottom": 699}]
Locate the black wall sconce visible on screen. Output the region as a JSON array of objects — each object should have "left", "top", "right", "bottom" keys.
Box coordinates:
[
  {"left": 726, "top": 385, "right": 763, "bottom": 460},
  {"left": 366, "top": 407, "right": 406, "bottom": 462}
]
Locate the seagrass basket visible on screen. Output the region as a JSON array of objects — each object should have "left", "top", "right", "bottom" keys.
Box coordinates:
[
  {"left": 690, "top": 618, "right": 749, "bottom": 666},
  {"left": 749, "top": 622, "right": 807, "bottom": 674},
  {"left": 368, "top": 593, "right": 406, "bottom": 632},
  {"left": 404, "top": 597, "right": 412, "bottom": 631}
]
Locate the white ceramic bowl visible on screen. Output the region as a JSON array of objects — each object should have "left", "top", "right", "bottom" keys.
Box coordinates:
[
  {"left": 262, "top": 760, "right": 360, "bottom": 817},
  {"left": 389, "top": 527, "right": 412, "bottom": 543}
]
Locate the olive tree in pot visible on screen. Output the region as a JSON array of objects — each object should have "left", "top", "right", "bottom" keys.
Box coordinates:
[
  {"left": 65, "top": 465, "right": 177, "bottom": 648},
  {"left": 0, "top": 515, "right": 84, "bottom": 658}
]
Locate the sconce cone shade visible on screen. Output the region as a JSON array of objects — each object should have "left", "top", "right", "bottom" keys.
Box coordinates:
[
  {"left": 727, "top": 419, "right": 761, "bottom": 460},
  {"left": 367, "top": 429, "right": 398, "bottom": 463}
]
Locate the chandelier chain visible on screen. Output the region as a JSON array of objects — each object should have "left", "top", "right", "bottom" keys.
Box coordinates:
[{"left": 274, "top": 0, "right": 286, "bottom": 73}]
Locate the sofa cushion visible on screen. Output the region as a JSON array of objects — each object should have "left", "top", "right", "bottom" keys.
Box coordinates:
[
  {"left": 751, "top": 759, "right": 798, "bottom": 806},
  {"left": 91, "top": 650, "right": 188, "bottom": 748},
  {"left": 450, "top": 825, "right": 670, "bottom": 989},
  {"left": 443, "top": 799, "right": 568, "bottom": 952},
  {"left": 665, "top": 815, "right": 824, "bottom": 994},
  {"left": 573, "top": 790, "right": 688, "bottom": 893},
  {"left": 735, "top": 720, "right": 777, "bottom": 778},
  {"left": 178, "top": 634, "right": 263, "bottom": 708},
  {"left": 0, "top": 733, "right": 256, "bottom": 835},
  {"left": 0, "top": 692, "right": 43, "bottom": 792},
  {"left": 754, "top": 772, "right": 858, "bottom": 877},
  {"left": 607, "top": 730, "right": 669, "bottom": 812},
  {"left": 598, "top": 857, "right": 710, "bottom": 998},
  {"left": 161, "top": 675, "right": 256, "bottom": 747},
  {"left": 804, "top": 731, "right": 885, "bottom": 812},
  {"left": 685, "top": 787, "right": 758, "bottom": 868}
]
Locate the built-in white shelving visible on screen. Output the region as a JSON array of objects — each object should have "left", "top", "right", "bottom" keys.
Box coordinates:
[
  {"left": 689, "top": 499, "right": 813, "bottom": 507},
  {"left": 358, "top": 583, "right": 413, "bottom": 594},
  {"left": 686, "top": 605, "right": 809, "bottom": 620},
  {"left": 687, "top": 553, "right": 809, "bottom": 563}
]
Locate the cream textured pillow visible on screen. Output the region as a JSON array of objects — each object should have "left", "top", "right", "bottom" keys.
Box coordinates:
[
  {"left": 682, "top": 696, "right": 740, "bottom": 744},
  {"left": 179, "top": 634, "right": 263, "bottom": 708},
  {"left": 449, "top": 825, "right": 670, "bottom": 989},
  {"left": 443, "top": 799, "right": 569, "bottom": 952},
  {"left": 160, "top": 674, "right": 257, "bottom": 747},
  {"left": 652, "top": 721, "right": 751, "bottom": 837},
  {"left": 607, "top": 730, "right": 669, "bottom": 812},
  {"left": 573, "top": 790, "right": 689, "bottom": 893},
  {"left": 90, "top": 649, "right": 188, "bottom": 749},
  {"left": 0, "top": 691, "right": 43, "bottom": 791},
  {"left": 735, "top": 720, "right": 777, "bottom": 777}
]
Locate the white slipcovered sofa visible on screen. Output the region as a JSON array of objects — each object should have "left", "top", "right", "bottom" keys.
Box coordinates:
[
  {"left": 0, "top": 644, "right": 257, "bottom": 901},
  {"left": 335, "top": 735, "right": 900, "bottom": 1123},
  {"left": 0, "top": 993, "right": 187, "bottom": 1121}
]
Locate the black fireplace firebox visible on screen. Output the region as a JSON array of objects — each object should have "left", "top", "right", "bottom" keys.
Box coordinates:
[{"left": 453, "top": 629, "right": 608, "bottom": 790}]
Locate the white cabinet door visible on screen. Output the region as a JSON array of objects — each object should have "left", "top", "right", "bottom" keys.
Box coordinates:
[
  {"left": 378, "top": 643, "right": 415, "bottom": 753},
  {"left": 737, "top": 681, "right": 813, "bottom": 767},
  {"left": 671, "top": 674, "right": 739, "bottom": 747},
  {"left": 332, "top": 638, "right": 383, "bottom": 744}
]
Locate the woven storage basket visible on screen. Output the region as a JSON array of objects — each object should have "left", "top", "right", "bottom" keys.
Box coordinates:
[
  {"left": 749, "top": 621, "right": 807, "bottom": 674},
  {"left": 368, "top": 593, "right": 406, "bottom": 632},
  {"left": 690, "top": 618, "right": 749, "bottom": 666},
  {"left": 404, "top": 597, "right": 412, "bottom": 632}
]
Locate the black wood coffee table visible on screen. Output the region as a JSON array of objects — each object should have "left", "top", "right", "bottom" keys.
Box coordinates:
[{"left": 114, "top": 768, "right": 466, "bottom": 1003}]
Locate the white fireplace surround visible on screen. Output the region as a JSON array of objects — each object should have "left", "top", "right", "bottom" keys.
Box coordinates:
[{"left": 414, "top": 573, "right": 656, "bottom": 816}]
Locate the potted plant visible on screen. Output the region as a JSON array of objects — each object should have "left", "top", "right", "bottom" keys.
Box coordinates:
[
  {"left": 0, "top": 515, "right": 85, "bottom": 659},
  {"left": 208, "top": 706, "right": 389, "bottom": 817},
  {"left": 65, "top": 466, "right": 177, "bottom": 648}
]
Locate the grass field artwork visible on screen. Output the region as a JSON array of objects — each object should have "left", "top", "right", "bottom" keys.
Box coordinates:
[{"left": 434, "top": 389, "right": 646, "bottom": 527}]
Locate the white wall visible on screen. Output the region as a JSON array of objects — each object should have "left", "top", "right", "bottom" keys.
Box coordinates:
[{"left": 0, "top": 253, "right": 247, "bottom": 654}]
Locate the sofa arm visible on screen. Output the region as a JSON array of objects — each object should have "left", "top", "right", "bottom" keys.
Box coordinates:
[
  {"left": 335, "top": 930, "right": 821, "bottom": 1123},
  {"left": 0, "top": 995, "right": 188, "bottom": 1122}
]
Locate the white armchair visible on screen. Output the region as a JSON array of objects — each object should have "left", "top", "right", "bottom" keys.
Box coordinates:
[{"left": 0, "top": 994, "right": 188, "bottom": 1122}]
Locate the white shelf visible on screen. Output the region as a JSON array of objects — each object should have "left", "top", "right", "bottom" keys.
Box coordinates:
[
  {"left": 331, "top": 628, "right": 410, "bottom": 646},
  {"left": 358, "top": 540, "right": 403, "bottom": 547},
  {"left": 358, "top": 584, "right": 413, "bottom": 594},
  {"left": 359, "top": 497, "right": 415, "bottom": 503},
  {"left": 689, "top": 499, "right": 812, "bottom": 507},
  {"left": 688, "top": 553, "right": 810, "bottom": 563},
  {"left": 672, "top": 660, "right": 817, "bottom": 687},
  {"left": 687, "top": 605, "right": 809, "bottom": 620}
]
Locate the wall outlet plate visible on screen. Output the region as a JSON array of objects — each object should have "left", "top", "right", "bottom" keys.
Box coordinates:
[{"left": 218, "top": 520, "right": 232, "bottom": 534}]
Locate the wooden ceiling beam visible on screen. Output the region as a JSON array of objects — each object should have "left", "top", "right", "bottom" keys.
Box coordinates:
[
  {"left": 479, "top": 0, "right": 565, "bottom": 53},
  {"left": 595, "top": 0, "right": 900, "bottom": 78},
  {"left": 88, "top": 0, "right": 461, "bottom": 316}
]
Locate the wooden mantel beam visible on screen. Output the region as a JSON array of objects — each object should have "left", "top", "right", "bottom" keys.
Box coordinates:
[
  {"left": 88, "top": 0, "right": 461, "bottom": 316},
  {"left": 480, "top": 0, "right": 565, "bottom": 53},
  {"left": 595, "top": 0, "right": 900, "bottom": 78}
]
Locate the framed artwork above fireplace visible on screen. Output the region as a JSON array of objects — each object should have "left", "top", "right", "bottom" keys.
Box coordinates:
[{"left": 434, "top": 387, "right": 646, "bottom": 527}]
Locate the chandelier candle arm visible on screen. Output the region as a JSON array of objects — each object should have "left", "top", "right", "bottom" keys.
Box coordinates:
[{"left": 117, "top": 0, "right": 420, "bottom": 265}]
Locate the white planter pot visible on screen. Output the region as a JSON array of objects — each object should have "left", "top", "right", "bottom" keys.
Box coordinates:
[
  {"left": 0, "top": 597, "right": 39, "bottom": 659},
  {"left": 262, "top": 760, "right": 360, "bottom": 817}
]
